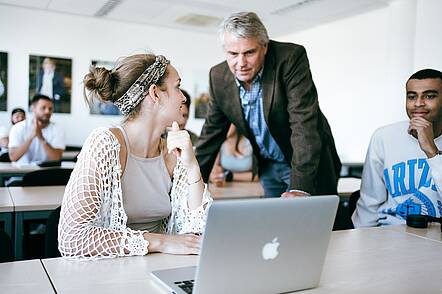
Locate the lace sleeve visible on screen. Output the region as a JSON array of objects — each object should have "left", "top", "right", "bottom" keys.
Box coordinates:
[
  {"left": 58, "top": 128, "right": 148, "bottom": 259},
  {"left": 167, "top": 160, "right": 213, "bottom": 234}
]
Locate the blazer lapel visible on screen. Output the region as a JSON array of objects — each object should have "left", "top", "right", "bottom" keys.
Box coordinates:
[
  {"left": 222, "top": 71, "right": 249, "bottom": 135},
  {"left": 261, "top": 50, "right": 276, "bottom": 124}
]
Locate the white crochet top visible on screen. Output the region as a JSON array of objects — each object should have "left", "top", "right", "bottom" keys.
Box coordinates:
[{"left": 58, "top": 127, "right": 213, "bottom": 260}]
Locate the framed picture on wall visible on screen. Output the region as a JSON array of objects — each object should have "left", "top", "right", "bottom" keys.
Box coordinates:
[
  {"left": 192, "top": 70, "right": 210, "bottom": 119},
  {"left": 194, "top": 92, "right": 210, "bottom": 119},
  {"left": 0, "top": 52, "right": 7, "bottom": 111},
  {"left": 29, "top": 55, "right": 72, "bottom": 113},
  {"left": 89, "top": 60, "right": 121, "bottom": 115}
]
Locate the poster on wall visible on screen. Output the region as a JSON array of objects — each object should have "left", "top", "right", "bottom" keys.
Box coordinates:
[
  {"left": 0, "top": 52, "right": 7, "bottom": 111},
  {"left": 192, "top": 70, "right": 210, "bottom": 119},
  {"left": 89, "top": 60, "right": 121, "bottom": 115},
  {"left": 29, "top": 55, "right": 72, "bottom": 113}
]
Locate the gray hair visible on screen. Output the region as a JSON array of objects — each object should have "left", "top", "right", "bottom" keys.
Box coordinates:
[{"left": 219, "top": 12, "right": 269, "bottom": 46}]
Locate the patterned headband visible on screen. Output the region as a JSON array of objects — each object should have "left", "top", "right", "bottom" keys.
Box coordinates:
[{"left": 114, "top": 55, "right": 170, "bottom": 115}]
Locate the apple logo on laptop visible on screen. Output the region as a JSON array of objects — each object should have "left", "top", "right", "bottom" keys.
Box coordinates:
[{"left": 262, "top": 237, "right": 280, "bottom": 260}]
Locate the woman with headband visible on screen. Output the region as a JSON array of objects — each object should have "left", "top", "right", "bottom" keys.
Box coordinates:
[{"left": 58, "top": 54, "right": 212, "bottom": 259}]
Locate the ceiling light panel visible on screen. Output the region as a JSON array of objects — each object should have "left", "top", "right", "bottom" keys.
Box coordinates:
[{"left": 48, "top": 0, "right": 109, "bottom": 16}]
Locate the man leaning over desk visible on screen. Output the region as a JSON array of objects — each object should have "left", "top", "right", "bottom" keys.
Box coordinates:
[{"left": 195, "top": 12, "right": 341, "bottom": 197}]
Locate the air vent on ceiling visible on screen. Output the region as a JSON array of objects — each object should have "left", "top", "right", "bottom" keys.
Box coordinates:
[
  {"left": 94, "top": 0, "right": 123, "bottom": 17},
  {"left": 271, "top": 0, "right": 321, "bottom": 16},
  {"left": 175, "top": 14, "right": 222, "bottom": 27}
]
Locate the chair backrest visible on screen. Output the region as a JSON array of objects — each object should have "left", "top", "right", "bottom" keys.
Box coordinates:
[
  {"left": 0, "top": 152, "right": 10, "bottom": 162},
  {"left": 64, "top": 145, "right": 82, "bottom": 151},
  {"left": 0, "top": 230, "right": 14, "bottom": 262},
  {"left": 348, "top": 190, "right": 360, "bottom": 218},
  {"left": 22, "top": 168, "right": 73, "bottom": 186},
  {"left": 45, "top": 206, "right": 61, "bottom": 258}
]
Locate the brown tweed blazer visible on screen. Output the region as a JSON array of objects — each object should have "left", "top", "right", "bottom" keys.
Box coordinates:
[{"left": 195, "top": 40, "right": 341, "bottom": 195}]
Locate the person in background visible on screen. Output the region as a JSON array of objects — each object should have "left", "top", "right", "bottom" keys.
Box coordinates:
[
  {"left": 352, "top": 69, "right": 442, "bottom": 227},
  {"left": 195, "top": 12, "right": 341, "bottom": 197},
  {"left": 0, "top": 126, "right": 8, "bottom": 153},
  {"left": 0, "top": 76, "right": 4, "bottom": 98},
  {"left": 209, "top": 124, "right": 255, "bottom": 185},
  {"left": 11, "top": 107, "right": 26, "bottom": 125},
  {"left": 179, "top": 89, "right": 199, "bottom": 145},
  {"left": 37, "top": 57, "right": 66, "bottom": 112},
  {"left": 0, "top": 108, "right": 26, "bottom": 152},
  {"left": 58, "top": 54, "right": 212, "bottom": 259},
  {"left": 8, "top": 94, "right": 65, "bottom": 165}
]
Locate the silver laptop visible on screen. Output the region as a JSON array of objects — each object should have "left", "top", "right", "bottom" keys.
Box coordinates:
[{"left": 151, "top": 196, "right": 339, "bottom": 294}]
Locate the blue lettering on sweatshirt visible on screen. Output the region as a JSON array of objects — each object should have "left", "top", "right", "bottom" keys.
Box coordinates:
[{"left": 384, "top": 158, "right": 437, "bottom": 197}]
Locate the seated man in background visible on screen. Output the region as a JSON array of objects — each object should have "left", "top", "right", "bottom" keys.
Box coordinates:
[
  {"left": 11, "top": 107, "right": 26, "bottom": 125},
  {"left": 352, "top": 68, "right": 442, "bottom": 227},
  {"left": 179, "top": 89, "right": 199, "bottom": 144},
  {"left": 9, "top": 94, "right": 65, "bottom": 165}
]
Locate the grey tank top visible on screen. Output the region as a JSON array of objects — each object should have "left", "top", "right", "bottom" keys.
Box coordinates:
[{"left": 118, "top": 126, "right": 172, "bottom": 232}]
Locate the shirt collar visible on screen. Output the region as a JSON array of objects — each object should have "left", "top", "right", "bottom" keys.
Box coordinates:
[{"left": 235, "top": 67, "right": 264, "bottom": 89}]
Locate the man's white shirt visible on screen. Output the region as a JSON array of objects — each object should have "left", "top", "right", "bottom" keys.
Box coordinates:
[{"left": 8, "top": 118, "right": 65, "bottom": 165}]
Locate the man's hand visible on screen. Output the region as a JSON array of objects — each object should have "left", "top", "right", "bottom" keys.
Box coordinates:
[
  {"left": 281, "top": 190, "right": 310, "bottom": 198},
  {"left": 408, "top": 117, "right": 438, "bottom": 158},
  {"left": 31, "top": 118, "right": 44, "bottom": 141}
]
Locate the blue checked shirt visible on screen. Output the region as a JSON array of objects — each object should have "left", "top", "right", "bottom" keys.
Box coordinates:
[{"left": 236, "top": 71, "right": 286, "bottom": 162}]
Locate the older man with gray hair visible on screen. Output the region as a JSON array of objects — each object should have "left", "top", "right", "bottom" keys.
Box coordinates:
[{"left": 195, "top": 12, "right": 341, "bottom": 197}]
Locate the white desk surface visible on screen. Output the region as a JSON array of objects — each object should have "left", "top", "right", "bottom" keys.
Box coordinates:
[
  {"left": 314, "top": 227, "right": 442, "bottom": 293},
  {"left": 0, "top": 187, "right": 13, "bottom": 212},
  {"left": 0, "top": 259, "right": 55, "bottom": 293},
  {"left": 341, "top": 161, "right": 364, "bottom": 167},
  {"left": 9, "top": 185, "right": 65, "bottom": 212},
  {"left": 0, "top": 161, "right": 75, "bottom": 173},
  {"left": 41, "top": 227, "right": 442, "bottom": 293},
  {"left": 42, "top": 254, "right": 197, "bottom": 293},
  {"left": 337, "top": 177, "right": 361, "bottom": 196},
  {"left": 62, "top": 151, "right": 80, "bottom": 160},
  {"left": 383, "top": 223, "right": 442, "bottom": 243},
  {"left": 0, "top": 162, "right": 40, "bottom": 173}
]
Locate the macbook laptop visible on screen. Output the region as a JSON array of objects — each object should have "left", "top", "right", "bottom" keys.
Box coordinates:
[{"left": 152, "top": 195, "right": 339, "bottom": 294}]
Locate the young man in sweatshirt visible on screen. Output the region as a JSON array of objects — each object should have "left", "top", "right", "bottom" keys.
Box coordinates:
[{"left": 352, "top": 68, "right": 442, "bottom": 227}]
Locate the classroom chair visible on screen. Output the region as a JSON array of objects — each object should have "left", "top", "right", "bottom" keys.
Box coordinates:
[
  {"left": 22, "top": 168, "right": 73, "bottom": 186},
  {"left": 0, "top": 230, "right": 14, "bottom": 262},
  {"left": 44, "top": 206, "right": 61, "bottom": 258}
]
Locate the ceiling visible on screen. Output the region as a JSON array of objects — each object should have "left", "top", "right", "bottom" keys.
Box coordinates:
[{"left": 0, "top": 0, "right": 397, "bottom": 37}]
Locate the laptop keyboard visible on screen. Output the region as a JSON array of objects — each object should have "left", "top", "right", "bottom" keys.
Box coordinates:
[{"left": 174, "top": 279, "right": 194, "bottom": 294}]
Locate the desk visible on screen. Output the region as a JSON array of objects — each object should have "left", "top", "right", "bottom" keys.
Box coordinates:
[
  {"left": 208, "top": 178, "right": 361, "bottom": 199},
  {"left": 42, "top": 254, "right": 197, "bottom": 293},
  {"left": 62, "top": 150, "right": 80, "bottom": 162},
  {"left": 0, "top": 187, "right": 13, "bottom": 238},
  {"left": 314, "top": 227, "right": 442, "bottom": 293},
  {"left": 41, "top": 227, "right": 442, "bottom": 293},
  {"left": 0, "top": 162, "right": 39, "bottom": 186},
  {"left": 337, "top": 177, "right": 361, "bottom": 196},
  {"left": 209, "top": 181, "right": 264, "bottom": 199},
  {"left": 0, "top": 161, "right": 75, "bottom": 186},
  {"left": 10, "top": 186, "right": 65, "bottom": 260},
  {"left": 0, "top": 259, "right": 55, "bottom": 293},
  {"left": 340, "top": 161, "right": 363, "bottom": 178},
  {"left": 383, "top": 223, "right": 442, "bottom": 243}
]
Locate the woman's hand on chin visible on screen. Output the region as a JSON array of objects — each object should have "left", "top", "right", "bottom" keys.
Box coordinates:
[{"left": 167, "top": 121, "right": 198, "bottom": 168}]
